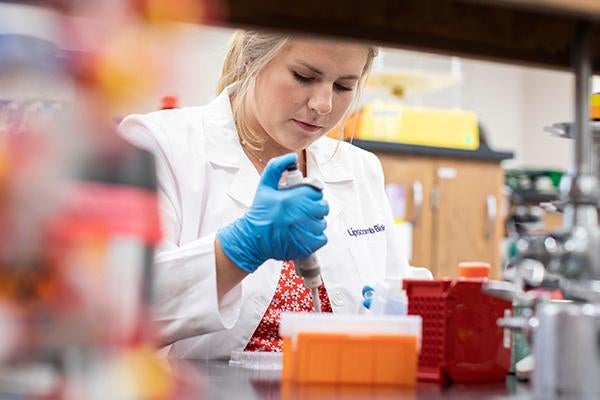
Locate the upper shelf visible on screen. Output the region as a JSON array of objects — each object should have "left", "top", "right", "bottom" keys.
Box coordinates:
[{"left": 211, "top": 0, "right": 600, "bottom": 72}]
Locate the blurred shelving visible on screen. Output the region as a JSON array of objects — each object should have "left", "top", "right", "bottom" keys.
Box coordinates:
[{"left": 204, "top": 0, "right": 600, "bottom": 72}]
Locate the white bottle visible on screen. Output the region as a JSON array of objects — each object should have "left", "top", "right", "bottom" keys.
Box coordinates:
[{"left": 369, "top": 278, "right": 408, "bottom": 316}]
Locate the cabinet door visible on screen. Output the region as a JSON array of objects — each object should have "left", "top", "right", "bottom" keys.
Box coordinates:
[
  {"left": 432, "top": 159, "right": 504, "bottom": 278},
  {"left": 377, "top": 153, "right": 435, "bottom": 273}
]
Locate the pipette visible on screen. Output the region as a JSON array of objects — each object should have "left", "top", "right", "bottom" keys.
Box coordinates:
[{"left": 279, "top": 163, "right": 324, "bottom": 312}]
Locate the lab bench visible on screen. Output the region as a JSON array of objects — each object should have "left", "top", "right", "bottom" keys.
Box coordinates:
[{"left": 183, "top": 360, "right": 533, "bottom": 400}]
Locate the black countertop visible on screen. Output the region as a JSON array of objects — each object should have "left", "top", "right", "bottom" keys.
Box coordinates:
[
  {"left": 179, "top": 360, "right": 533, "bottom": 400},
  {"left": 349, "top": 139, "right": 514, "bottom": 163}
]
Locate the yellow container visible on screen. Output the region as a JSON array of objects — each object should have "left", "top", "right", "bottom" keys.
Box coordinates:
[
  {"left": 343, "top": 102, "right": 480, "bottom": 150},
  {"left": 591, "top": 93, "right": 600, "bottom": 120}
]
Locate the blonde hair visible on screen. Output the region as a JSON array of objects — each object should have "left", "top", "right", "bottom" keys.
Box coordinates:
[{"left": 217, "top": 30, "right": 378, "bottom": 150}]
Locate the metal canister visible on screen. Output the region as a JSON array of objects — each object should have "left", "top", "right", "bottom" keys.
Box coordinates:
[{"left": 533, "top": 301, "right": 600, "bottom": 398}]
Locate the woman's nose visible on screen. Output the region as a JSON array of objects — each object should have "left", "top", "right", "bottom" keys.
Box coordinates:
[{"left": 308, "top": 85, "right": 333, "bottom": 115}]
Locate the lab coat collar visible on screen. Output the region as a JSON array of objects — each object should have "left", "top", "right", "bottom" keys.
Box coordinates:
[
  {"left": 204, "top": 85, "right": 244, "bottom": 169},
  {"left": 203, "top": 85, "right": 258, "bottom": 207},
  {"left": 307, "top": 137, "right": 355, "bottom": 184}
]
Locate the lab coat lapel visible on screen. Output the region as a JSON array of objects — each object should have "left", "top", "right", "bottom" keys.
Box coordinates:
[
  {"left": 226, "top": 164, "right": 259, "bottom": 208},
  {"left": 307, "top": 138, "right": 354, "bottom": 224},
  {"left": 203, "top": 87, "right": 259, "bottom": 209},
  {"left": 307, "top": 138, "right": 361, "bottom": 313},
  {"left": 206, "top": 134, "right": 258, "bottom": 209}
]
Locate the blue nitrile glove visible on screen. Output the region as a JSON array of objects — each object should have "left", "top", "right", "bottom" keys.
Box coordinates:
[
  {"left": 362, "top": 285, "right": 374, "bottom": 309},
  {"left": 217, "top": 153, "right": 329, "bottom": 273}
]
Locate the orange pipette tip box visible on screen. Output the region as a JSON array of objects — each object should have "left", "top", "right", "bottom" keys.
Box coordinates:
[
  {"left": 283, "top": 333, "right": 418, "bottom": 386},
  {"left": 280, "top": 313, "right": 421, "bottom": 386}
]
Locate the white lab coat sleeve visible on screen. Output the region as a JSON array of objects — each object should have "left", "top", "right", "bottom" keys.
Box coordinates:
[
  {"left": 118, "top": 114, "right": 242, "bottom": 346},
  {"left": 364, "top": 152, "right": 412, "bottom": 279}
]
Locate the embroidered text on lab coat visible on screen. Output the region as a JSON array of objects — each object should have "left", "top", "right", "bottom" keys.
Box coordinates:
[{"left": 347, "top": 224, "right": 385, "bottom": 237}]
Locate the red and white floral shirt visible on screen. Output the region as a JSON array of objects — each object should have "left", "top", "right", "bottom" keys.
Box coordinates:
[{"left": 244, "top": 261, "right": 332, "bottom": 352}]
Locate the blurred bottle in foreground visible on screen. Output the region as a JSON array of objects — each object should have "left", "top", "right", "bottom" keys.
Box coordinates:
[{"left": 0, "top": 2, "right": 203, "bottom": 398}]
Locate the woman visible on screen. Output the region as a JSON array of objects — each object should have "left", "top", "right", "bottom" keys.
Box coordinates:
[{"left": 119, "top": 31, "right": 423, "bottom": 359}]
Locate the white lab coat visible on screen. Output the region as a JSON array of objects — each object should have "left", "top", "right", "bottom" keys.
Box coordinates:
[{"left": 119, "top": 86, "right": 428, "bottom": 359}]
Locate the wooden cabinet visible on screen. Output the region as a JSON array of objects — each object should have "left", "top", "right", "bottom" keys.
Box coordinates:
[{"left": 377, "top": 153, "right": 505, "bottom": 279}]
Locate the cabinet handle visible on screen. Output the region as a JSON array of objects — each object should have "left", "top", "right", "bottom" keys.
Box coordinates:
[
  {"left": 485, "top": 194, "right": 497, "bottom": 240},
  {"left": 410, "top": 181, "right": 424, "bottom": 225}
]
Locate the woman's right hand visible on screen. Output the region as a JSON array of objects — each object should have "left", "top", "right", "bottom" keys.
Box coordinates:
[{"left": 217, "top": 153, "right": 329, "bottom": 273}]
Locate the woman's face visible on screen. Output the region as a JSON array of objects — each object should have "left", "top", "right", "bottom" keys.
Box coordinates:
[{"left": 248, "top": 39, "right": 369, "bottom": 152}]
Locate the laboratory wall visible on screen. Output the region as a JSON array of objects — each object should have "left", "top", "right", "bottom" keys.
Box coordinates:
[{"left": 520, "top": 69, "right": 574, "bottom": 171}]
